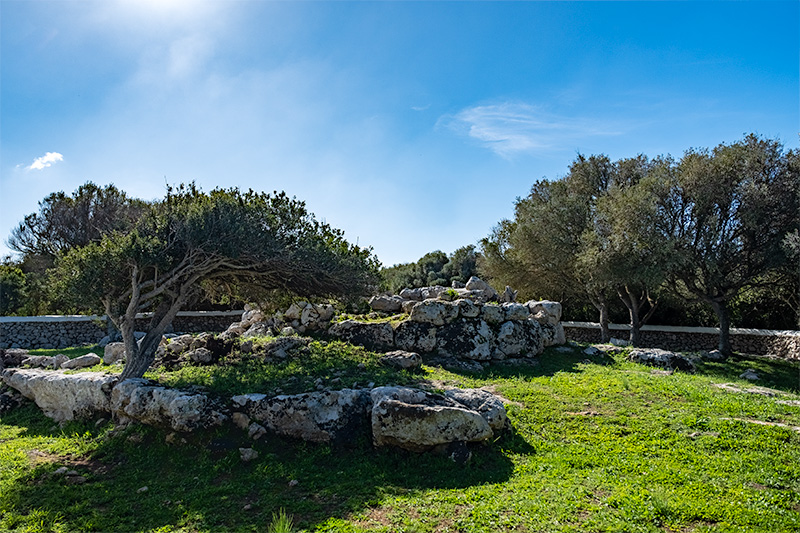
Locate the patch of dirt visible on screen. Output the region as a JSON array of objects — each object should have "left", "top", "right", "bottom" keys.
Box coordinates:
[
  {"left": 567, "top": 411, "right": 602, "bottom": 417},
  {"left": 721, "top": 417, "right": 800, "bottom": 433},
  {"left": 26, "top": 449, "right": 61, "bottom": 465},
  {"left": 712, "top": 383, "right": 783, "bottom": 397}
]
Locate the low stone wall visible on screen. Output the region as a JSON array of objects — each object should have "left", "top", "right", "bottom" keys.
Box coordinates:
[
  {"left": 327, "top": 300, "right": 565, "bottom": 361},
  {"left": 563, "top": 322, "right": 800, "bottom": 360},
  {"left": 0, "top": 311, "right": 243, "bottom": 350}
]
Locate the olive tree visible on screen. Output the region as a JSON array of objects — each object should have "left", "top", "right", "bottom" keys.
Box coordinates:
[
  {"left": 577, "top": 156, "right": 674, "bottom": 345},
  {"left": 9, "top": 182, "right": 146, "bottom": 259},
  {"left": 52, "top": 185, "right": 380, "bottom": 379},
  {"left": 482, "top": 155, "right": 617, "bottom": 342},
  {"left": 7, "top": 182, "right": 147, "bottom": 316},
  {"left": 661, "top": 135, "right": 799, "bottom": 355}
]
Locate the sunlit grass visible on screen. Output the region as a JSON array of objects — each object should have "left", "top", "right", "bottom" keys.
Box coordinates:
[{"left": 2, "top": 343, "right": 799, "bottom": 532}]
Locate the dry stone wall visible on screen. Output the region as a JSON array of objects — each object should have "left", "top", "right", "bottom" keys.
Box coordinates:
[
  {"left": 328, "top": 299, "right": 565, "bottom": 360},
  {"left": 0, "top": 311, "right": 243, "bottom": 350},
  {"left": 564, "top": 322, "right": 800, "bottom": 359}
]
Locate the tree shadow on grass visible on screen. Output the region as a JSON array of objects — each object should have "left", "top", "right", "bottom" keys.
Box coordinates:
[
  {"left": 694, "top": 353, "right": 800, "bottom": 395},
  {"left": 1, "top": 403, "right": 530, "bottom": 532},
  {"left": 428, "top": 345, "right": 616, "bottom": 383}
]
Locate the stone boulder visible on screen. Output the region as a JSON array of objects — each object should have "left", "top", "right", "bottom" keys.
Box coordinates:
[
  {"left": 464, "top": 276, "right": 499, "bottom": 301},
  {"left": 399, "top": 287, "right": 424, "bottom": 301},
  {"left": 60, "top": 353, "right": 102, "bottom": 370},
  {"left": 111, "top": 378, "right": 228, "bottom": 432},
  {"left": 260, "top": 336, "right": 310, "bottom": 359},
  {"left": 421, "top": 286, "right": 448, "bottom": 300},
  {"left": 379, "top": 350, "right": 422, "bottom": 371},
  {"left": 240, "top": 306, "right": 265, "bottom": 329},
  {"left": 480, "top": 304, "right": 505, "bottom": 325},
  {"left": 21, "top": 354, "right": 69, "bottom": 370},
  {"left": 502, "top": 303, "right": 530, "bottom": 321},
  {"left": 494, "top": 320, "right": 543, "bottom": 359},
  {"left": 436, "top": 319, "right": 495, "bottom": 361},
  {"left": 0, "top": 390, "right": 23, "bottom": 414},
  {"left": 242, "top": 323, "right": 273, "bottom": 338},
  {"left": 284, "top": 302, "right": 308, "bottom": 321},
  {"left": 368, "top": 295, "right": 404, "bottom": 313},
  {"left": 370, "top": 386, "right": 494, "bottom": 452},
  {"left": 455, "top": 298, "right": 481, "bottom": 318},
  {"left": 628, "top": 348, "right": 695, "bottom": 372},
  {"left": 2, "top": 368, "right": 117, "bottom": 422},
  {"left": 501, "top": 286, "right": 518, "bottom": 303},
  {"left": 393, "top": 321, "right": 437, "bottom": 353},
  {"left": 233, "top": 389, "right": 370, "bottom": 444},
  {"left": 408, "top": 300, "right": 458, "bottom": 326},
  {"left": 527, "top": 300, "right": 562, "bottom": 326},
  {"left": 540, "top": 323, "right": 566, "bottom": 347},
  {"left": 186, "top": 347, "right": 213, "bottom": 364},
  {"left": 328, "top": 320, "right": 394, "bottom": 350},
  {"left": 1, "top": 348, "right": 29, "bottom": 368},
  {"left": 301, "top": 303, "right": 335, "bottom": 329},
  {"left": 443, "top": 388, "right": 508, "bottom": 431},
  {"left": 104, "top": 342, "right": 126, "bottom": 365}
]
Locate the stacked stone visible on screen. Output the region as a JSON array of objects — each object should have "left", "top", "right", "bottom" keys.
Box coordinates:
[
  {"left": 329, "top": 299, "right": 564, "bottom": 361},
  {"left": 563, "top": 324, "right": 800, "bottom": 359},
  {"left": 0, "top": 320, "right": 105, "bottom": 350}
]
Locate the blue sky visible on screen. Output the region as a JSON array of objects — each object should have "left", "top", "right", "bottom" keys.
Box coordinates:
[{"left": 1, "top": 1, "right": 797, "bottom": 267}]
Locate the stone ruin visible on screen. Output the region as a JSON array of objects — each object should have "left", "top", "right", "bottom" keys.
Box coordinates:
[
  {"left": 0, "top": 277, "right": 563, "bottom": 460},
  {"left": 217, "top": 275, "right": 565, "bottom": 366}
]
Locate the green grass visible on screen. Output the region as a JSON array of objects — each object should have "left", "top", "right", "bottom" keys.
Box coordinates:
[
  {"left": 2, "top": 343, "right": 799, "bottom": 532},
  {"left": 28, "top": 345, "right": 102, "bottom": 359}
]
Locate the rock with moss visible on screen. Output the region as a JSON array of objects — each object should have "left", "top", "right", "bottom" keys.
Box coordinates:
[
  {"left": 436, "top": 319, "right": 495, "bottom": 361},
  {"left": 393, "top": 321, "right": 437, "bottom": 353},
  {"left": 328, "top": 320, "right": 394, "bottom": 350},
  {"left": 370, "top": 386, "right": 494, "bottom": 452},
  {"left": 236, "top": 388, "right": 371, "bottom": 444},
  {"left": 111, "top": 378, "right": 229, "bottom": 432}
]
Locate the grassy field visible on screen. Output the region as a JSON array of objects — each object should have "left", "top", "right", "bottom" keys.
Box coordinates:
[{"left": 2, "top": 341, "right": 799, "bottom": 532}]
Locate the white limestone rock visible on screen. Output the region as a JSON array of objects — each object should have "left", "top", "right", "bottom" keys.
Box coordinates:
[{"left": 2, "top": 368, "right": 117, "bottom": 422}]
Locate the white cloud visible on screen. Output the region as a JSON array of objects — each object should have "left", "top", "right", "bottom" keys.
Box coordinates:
[
  {"left": 27, "top": 152, "right": 63, "bottom": 170},
  {"left": 442, "top": 102, "right": 624, "bottom": 158}
]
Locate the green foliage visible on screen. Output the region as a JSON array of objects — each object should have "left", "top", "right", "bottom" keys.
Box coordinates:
[
  {"left": 661, "top": 135, "right": 800, "bottom": 351},
  {"left": 8, "top": 182, "right": 146, "bottom": 259},
  {"left": 0, "top": 263, "right": 26, "bottom": 315},
  {"left": 482, "top": 134, "right": 800, "bottom": 336},
  {"left": 382, "top": 245, "right": 480, "bottom": 293},
  {"left": 269, "top": 508, "right": 295, "bottom": 533},
  {"left": 4, "top": 182, "right": 146, "bottom": 315},
  {"left": 50, "top": 184, "right": 380, "bottom": 379}
]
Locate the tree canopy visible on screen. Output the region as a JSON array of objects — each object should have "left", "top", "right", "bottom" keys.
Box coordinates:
[
  {"left": 381, "top": 245, "right": 480, "bottom": 293},
  {"left": 482, "top": 134, "right": 799, "bottom": 352},
  {"left": 52, "top": 184, "right": 380, "bottom": 378},
  {"left": 8, "top": 182, "right": 146, "bottom": 259}
]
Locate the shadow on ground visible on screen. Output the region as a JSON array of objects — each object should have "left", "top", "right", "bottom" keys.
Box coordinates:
[{"left": 1, "top": 401, "right": 528, "bottom": 532}]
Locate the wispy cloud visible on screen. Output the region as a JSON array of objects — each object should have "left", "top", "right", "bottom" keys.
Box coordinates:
[
  {"left": 441, "top": 102, "right": 624, "bottom": 158},
  {"left": 27, "top": 152, "right": 63, "bottom": 170}
]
